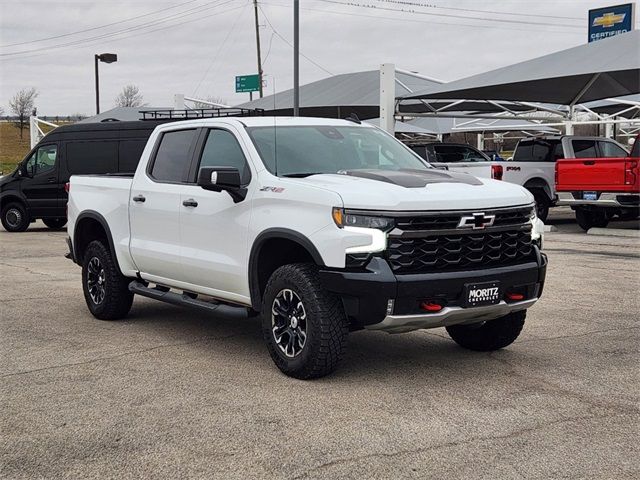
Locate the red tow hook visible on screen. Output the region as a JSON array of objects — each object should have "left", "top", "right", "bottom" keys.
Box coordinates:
[{"left": 420, "top": 301, "right": 443, "bottom": 312}]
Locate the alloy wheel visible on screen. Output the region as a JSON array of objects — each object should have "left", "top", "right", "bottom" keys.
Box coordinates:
[
  {"left": 87, "top": 257, "right": 106, "bottom": 305},
  {"left": 271, "top": 289, "right": 308, "bottom": 358}
]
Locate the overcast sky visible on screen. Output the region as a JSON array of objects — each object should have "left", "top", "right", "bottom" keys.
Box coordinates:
[{"left": 1, "top": 0, "right": 637, "bottom": 115}]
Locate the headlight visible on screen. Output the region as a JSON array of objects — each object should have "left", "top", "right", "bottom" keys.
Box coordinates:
[
  {"left": 332, "top": 207, "right": 394, "bottom": 230},
  {"left": 530, "top": 208, "right": 544, "bottom": 249}
]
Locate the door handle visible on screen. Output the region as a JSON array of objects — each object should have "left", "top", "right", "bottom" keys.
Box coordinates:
[
  {"left": 48, "top": 177, "right": 56, "bottom": 183},
  {"left": 182, "top": 199, "right": 198, "bottom": 208},
  {"left": 132, "top": 195, "right": 146, "bottom": 203},
  {"left": 583, "top": 161, "right": 595, "bottom": 165}
]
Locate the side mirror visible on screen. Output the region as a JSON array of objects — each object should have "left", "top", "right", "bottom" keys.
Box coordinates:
[
  {"left": 18, "top": 163, "right": 29, "bottom": 177},
  {"left": 197, "top": 167, "right": 247, "bottom": 203}
]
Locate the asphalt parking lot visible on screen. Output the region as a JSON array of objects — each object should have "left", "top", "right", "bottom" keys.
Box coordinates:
[{"left": 1, "top": 210, "right": 639, "bottom": 479}]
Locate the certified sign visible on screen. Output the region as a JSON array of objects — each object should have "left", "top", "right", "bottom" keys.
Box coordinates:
[{"left": 588, "top": 3, "right": 635, "bottom": 42}]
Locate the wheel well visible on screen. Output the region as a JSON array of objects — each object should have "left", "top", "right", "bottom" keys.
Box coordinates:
[
  {"left": 523, "top": 178, "right": 551, "bottom": 201},
  {"left": 74, "top": 217, "right": 109, "bottom": 264},
  {"left": 251, "top": 238, "right": 317, "bottom": 310},
  {"left": 1, "top": 195, "right": 25, "bottom": 211}
]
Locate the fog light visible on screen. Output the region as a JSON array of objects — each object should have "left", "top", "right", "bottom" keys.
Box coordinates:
[{"left": 420, "top": 301, "right": 443, "bottom": 312}]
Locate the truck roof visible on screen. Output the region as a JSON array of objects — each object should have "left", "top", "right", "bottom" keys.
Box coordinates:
[{"left": 152, "top": 116, "right": 374, "bottom": 129}]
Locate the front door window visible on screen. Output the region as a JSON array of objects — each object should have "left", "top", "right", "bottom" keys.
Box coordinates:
[{"left": 26, "top": 145, "right": 57, "bottom": 176}]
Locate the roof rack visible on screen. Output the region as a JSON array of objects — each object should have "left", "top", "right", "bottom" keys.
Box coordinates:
[{"left": 140, "top": 107, "right": 264, "bottom": 121}]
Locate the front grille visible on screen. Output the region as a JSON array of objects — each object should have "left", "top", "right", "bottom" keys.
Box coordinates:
[
  {"left": 396, "top": 206, "right": 533, "bottom": 231},
  {"left": 387, "top": 230, "right": 534, "bottom": 273}
]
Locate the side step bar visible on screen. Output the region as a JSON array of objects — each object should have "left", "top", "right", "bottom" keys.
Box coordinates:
[{"left": 129, "top": 280, "right": 223, "bottom": 314}]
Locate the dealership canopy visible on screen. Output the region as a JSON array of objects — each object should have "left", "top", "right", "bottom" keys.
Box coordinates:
[{"left": 399, "top": 31, "right": 640, "bottom": 107}]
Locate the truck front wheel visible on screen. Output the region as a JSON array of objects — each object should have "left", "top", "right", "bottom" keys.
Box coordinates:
[
  {"left": 261, "top": 263, "right": 349, "bottom": 379},
  {"left": 1, "top": 202, "right": 29, "bottom": 232},
  {"left": 446, "top": 310, "right": 526, "bottom": 351},
  {"left": 81, "top": 240, "right": 133, "bottom": 320},
  {"left": 575, "top": 207, "right": 609, "bottom": 231}
]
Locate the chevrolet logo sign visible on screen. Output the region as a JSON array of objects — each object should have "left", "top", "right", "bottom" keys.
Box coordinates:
[
  {"left": 592, "top": 12, "right": 626, "bottom": 28},
  {"left": 458, "top": 213, "right": 496, "bottom": 230}
]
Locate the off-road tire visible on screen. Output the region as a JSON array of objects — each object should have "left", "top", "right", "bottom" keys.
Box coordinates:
[
  {"left": 82, "top": 240, "right": 133, "bottom": 320},
  {"left": 43, "top": 218, "right": 67, "bottom": 230},
  {"left": 446, "top": 310, "right": 526, "bottom": 351},
  {"left": 575, "top": 207, "right": 609, "bottom": 231},
  {"left": 261, "top": 263, "right": 349, "bottom": 379},
  {"left": 1, "top": 202, "right": 29, "bottom": 232}
]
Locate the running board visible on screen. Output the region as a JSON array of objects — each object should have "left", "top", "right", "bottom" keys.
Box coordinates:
[{"left": 129, "top": 280, "right": 223, "bottom": 314}]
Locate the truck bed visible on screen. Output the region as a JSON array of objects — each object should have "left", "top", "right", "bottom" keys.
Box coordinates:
[{"left": 556, "top": 157, "right": 639, "bottom": 193}]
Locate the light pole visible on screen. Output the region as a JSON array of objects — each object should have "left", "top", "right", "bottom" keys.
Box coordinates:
[
  {"left": 293, "top": 0, "right": 299, "bottom": 116},
  {"left": 94, "top": 53, "right": 117, "bottom": 114}
]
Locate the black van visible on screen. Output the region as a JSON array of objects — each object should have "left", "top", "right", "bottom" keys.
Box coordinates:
[{"left": 0, "top": 121, "right": 163, "bottom": 232}]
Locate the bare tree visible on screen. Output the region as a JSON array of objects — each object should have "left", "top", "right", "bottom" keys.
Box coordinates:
[
  {"left": 114, "top": 85, "right": 144, "bottom": 108},
  {"left": 194, "top": 95, "right": 229, "bottom": 108},
  {"left": 9, "top": 88, "right": 38, "bottom": 139}
]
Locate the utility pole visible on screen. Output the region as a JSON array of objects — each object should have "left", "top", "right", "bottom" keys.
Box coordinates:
[
  {"left": 293, "top": 0, "right": 299, "bottom": 116},
  {"left": 253, "top": 0, "right": 263, "bottom": 98}
]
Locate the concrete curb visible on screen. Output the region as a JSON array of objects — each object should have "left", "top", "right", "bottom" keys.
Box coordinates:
[{"left": 587, "top": 227, "right": 640, "bottom": 238}]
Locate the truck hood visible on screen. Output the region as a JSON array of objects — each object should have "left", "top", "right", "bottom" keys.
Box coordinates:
[{"left": 286, "top": 169, "right": 533, "bottom": 211}]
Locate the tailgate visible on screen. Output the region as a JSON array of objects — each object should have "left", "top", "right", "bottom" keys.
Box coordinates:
[{"left": 556, "top": 158, "right": 632, "bottom": 191}]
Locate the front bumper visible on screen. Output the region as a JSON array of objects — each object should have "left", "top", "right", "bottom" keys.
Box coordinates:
[
  {"left": 319, "top": 247, "right": 547, "bottom": 333},
  {"left": 557, "top": 191, "right": 640, "bottom": 208}
]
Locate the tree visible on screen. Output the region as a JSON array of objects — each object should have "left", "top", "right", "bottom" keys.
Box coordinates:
[
  {"left": 114, "top": 85, "right": 144, "bottom": 108},
  {"left": 9, "top": 88, "right": 38, "bottom": 139}
]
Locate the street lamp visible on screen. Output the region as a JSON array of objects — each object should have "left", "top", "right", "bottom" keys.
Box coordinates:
[{"left": 94, "top": 53, "right": 117, "bottom": 114}]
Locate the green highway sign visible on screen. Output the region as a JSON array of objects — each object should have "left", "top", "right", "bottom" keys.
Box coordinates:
[{"left": 235, "top": 74, "right": 260, "bottom": 93}]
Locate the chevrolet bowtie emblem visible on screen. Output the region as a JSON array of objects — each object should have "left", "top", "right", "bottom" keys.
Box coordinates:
[
  {"left": 592, "top": 12, "right": 626, "bottom": 28},
  {"left": 458, "top": 213, "right": 496, "bottom": 230}
]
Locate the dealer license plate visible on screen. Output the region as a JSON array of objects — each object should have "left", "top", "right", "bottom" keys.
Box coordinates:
[
  {"left": 464, "top": 281, "right": 501, "bottom": 308},
  {"left": 583, "top": 191, "right": 597, "bottom": 201}
]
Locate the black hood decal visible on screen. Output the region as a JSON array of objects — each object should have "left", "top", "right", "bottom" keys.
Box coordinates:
[{"left": 339, "top": 168, "right": 483, "bottom": 188}]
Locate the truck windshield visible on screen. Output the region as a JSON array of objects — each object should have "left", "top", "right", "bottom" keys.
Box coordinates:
[{"left": 246, "top": 125, "right": 429, "bottom": 177}]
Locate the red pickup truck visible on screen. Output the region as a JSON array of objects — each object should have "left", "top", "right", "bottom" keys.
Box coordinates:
[{"left": 556, "top": 135, "right": 639, "bottom": 230}]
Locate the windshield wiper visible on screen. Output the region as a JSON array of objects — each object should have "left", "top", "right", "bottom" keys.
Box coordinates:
[{"left": 280, "top": 172, "right": 324, "bottom": 178}]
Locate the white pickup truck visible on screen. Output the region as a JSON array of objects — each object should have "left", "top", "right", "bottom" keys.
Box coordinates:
[
  {"left": 411, "top": 136, "right": 630, "bottom": 221},
  {"left": 67, "top": 116, "right": 547, "bottom": 379}
]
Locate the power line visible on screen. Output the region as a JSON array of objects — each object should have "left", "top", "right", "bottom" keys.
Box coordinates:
[
  {"left": 371, "top": 0, "right": 583, "bottom": 21},
  {"left": 261, "top": 1, "right": 583, "bottom": 35},
  {"left": 0, "top": 0, "right": 236, "bottom": 57},
  {"left": 258, "top": 5, "right": 334, "bottom": 76},
  {"left": 193, "top": 2, "right": 251, "bottom": 96},
  {"left": 0, "top": 0, "right": 203, "bottom": 48},
  {"left": 314, "top": 0, "right": 584, "bottom": 29},
  {"left": 0, "top": 3, "right": 246, "bottom": 62}
]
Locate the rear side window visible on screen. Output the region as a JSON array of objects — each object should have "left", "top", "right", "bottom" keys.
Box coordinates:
[
  {"left": 66, "top": 141, "right": 118, "bottom": 174},
  {"left": 432, "top": 145, "right": 488, "bottom": 162},
  {"left": 598, "top": 141, "right": 628, "bottom": 158},
  {"left": 513, "top": 141, "right": 552, "bottom": 162},
  {"left": 150, "top": 129, "right": 197, "bottom": 182},
  {"left": 572, "top": 140, "right": 598, "bottom": 158},
  {"left": 119, "top": 139, "right": 148, "bottom": 173},
  {"left": 198, "top": 129, "right": 251, "bottom": 184}
]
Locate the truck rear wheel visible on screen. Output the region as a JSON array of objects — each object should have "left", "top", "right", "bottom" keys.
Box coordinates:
[
  {"left": 446, "top": 310, "right": 526, "bottom": 351},
  {"left": 575, "top": 207, "right": 609, "bottom": 231},
  {"left": 531, "top": 191, "right": 550, "bottom": 222},
  {"left": 1, "top": 202, "right": 29, "bottom": 232},
  {"left": 43, "top": 218, "right": 67, "bottom": 230},
  {"left": 81, "top": 240, "right": 133, "bottom": 320},
  {"left": 261, "top": 263, "right": 349, "bottom": 379}
]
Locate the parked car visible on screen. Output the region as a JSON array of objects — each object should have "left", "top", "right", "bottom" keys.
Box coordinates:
[
  {"left": 67, "top": 116, "right": 547, "bottom": 379},
  {"left": 483, "top": 149, "right": 505, "bottom": 161},
  {"left": 503, "top": 135, "right": 629, "bottom": 221},
  {"left": 556, "top": 134, "right": 639, "bottom": 230},
  {"left": 408, "top": 142, "right": 504, "bottom": 180},
  {"left": 0, "top": 121, "right": 161, "bottom": 232}
]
